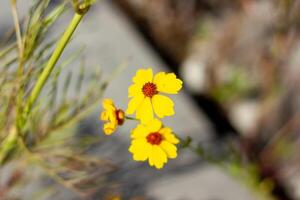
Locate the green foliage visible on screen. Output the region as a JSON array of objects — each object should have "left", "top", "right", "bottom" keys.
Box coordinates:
[{"left": 0, "top": 0, "right": 115, "bottom": 198}]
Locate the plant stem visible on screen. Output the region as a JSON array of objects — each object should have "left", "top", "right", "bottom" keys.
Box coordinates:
[
  {"left": 125, "top": 116, "right": 138, "bottom": 121},
  {"left": 0, "top": 127, "right": 18, "bottom": 165},
  {"left": 24, "top": 13, "right": 83, "bottom": 117},
  {"left": 11, "top": 0, "right": 26, "bottom": 143},
  {"left": 0, "top": 43, "right": 17, "bottom": 59},
  {"left": 10, "top": 0, "right": 23, "bottom": 62},
  {"left": 0, "top": 11, "right": 86, "bottom": 166}
]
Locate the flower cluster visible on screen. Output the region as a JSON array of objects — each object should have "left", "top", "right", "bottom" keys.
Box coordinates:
[{"left": 100, "top": 68, "right": 183, "bottom": 169}]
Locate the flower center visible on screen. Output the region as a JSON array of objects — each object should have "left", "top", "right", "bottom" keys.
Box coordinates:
[
  {"left": 115, "top": 109, "right": 125, "bottom": 125},
  {"left": 147, "top": 132, "right": 163, "bottom": 145},
  {"left": 142, "top": 82, "right": 158, "bottom": 98}
]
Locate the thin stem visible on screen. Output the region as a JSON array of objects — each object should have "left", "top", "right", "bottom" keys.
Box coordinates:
[
  {"left": 24, "top": 13, "right": 83, "bottom": 117},
  {"left": 11, "top": 1, "right": 25, "bottom": 132},
  {"left": 0, "top": 126, "right": 18, "bottom": 165},
  {"left": 125, "top": 116, "right": 138, "bottom": 121},
  {"left": 0, "top": 11, "right": 86, "bottom": 166},
  {"left": 10, "top": 0, "right": 23, "bottom": 63},
  {"left": 0, "top": 42, "right": 17, "bottom": 59},
  {"left": 22, "top": 148, "right": 86, "bottom": 197}
]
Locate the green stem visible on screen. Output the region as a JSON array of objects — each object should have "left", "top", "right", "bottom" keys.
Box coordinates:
[
  {"left": 0, "top": 12, "right": 86, "bottom": 166},
  {"left": 125, "top": 116, "right": 138, "bottom": 121},
  {"left": 24, "top": 13, "right": 83, "bottom": 116},
  {"left": 0, "top": 127, "right": 18, "bottom": 165}
]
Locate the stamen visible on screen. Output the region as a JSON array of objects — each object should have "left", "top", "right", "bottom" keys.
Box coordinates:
[
  {"left": 115, "top": 109, "right": 125, "bottom": 125},
  {"left": 142, "top": 82, "right": 158, "bottom": 98},
  {"left": 147, "top": 132, "right": 163, "bottom": 145}
]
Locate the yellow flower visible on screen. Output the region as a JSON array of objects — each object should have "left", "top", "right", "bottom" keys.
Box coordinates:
[
  {"left": 126, "top": 68, "right": 183, "bottom": 123},
  {"left": 100, "top": 98, "right": 125, "bottom": 135},
  {"left": 129, "top": 119, "right": 179, "bottom": 169}
]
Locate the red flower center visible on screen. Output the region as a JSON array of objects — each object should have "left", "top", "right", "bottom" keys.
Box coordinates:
[
  {"left": 115, "top": 109, "right": 125, "bottom": 125},
  {"left": 142, "top": 82, "right": 158, "bottom": 98},
  {"left": 147, "top": 132, "right": 163, "bottom": 145}
]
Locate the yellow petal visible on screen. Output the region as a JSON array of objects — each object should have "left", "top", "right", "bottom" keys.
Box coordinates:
[
  {"left": 101, "top": 110, "right": 116, "bottom": 123},
  {"left": 128, "top": 83, "right": 143, "bottom": 97},
  {"left": 153, "top": 72, "right": 183, "bottom": 94},
  {"left": 129, "top": 139, "right": 150, "bottom": 161},
  {"left": 160, "top": 127, "right": 180, "bottom": 144},
  {"left": 133, "top": 68, "right": 153, "bottom": 85},
  {"left": 136, "top": 97, "right": 153, "bottom": 123},
  {"left": 100, "top": 110, "right": 109, "bottom": 121},
  {"left": 152, "top": 95, "right": 175, "bottom": 118},
  {"left": 144, "top": 118, "right": 162, "bottom": 133},
  {"left": 131, "top": 124, "right": 149, "bottom": 139},
  {"left": 160, "top": 141, "right": 177, "bottom": 159},
  {"left": 103, "top": 122, "right": 117, "bottom": 135},
  {"left": 102, "top": 98, "right": 116, "bottom": 110},
  {"left": 148, "top": 145, "right": 167, "bottom": 169},
  {"left": 126, "top": 94, "right": 144, "bottom": 114},
  {"left": 107, "top": 110, "right": 117, "bottom": 122}
]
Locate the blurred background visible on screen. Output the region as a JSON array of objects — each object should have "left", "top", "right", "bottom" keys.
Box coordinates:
[{"left": 1, "top": 0, "right": 300, "bottom": 199}]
